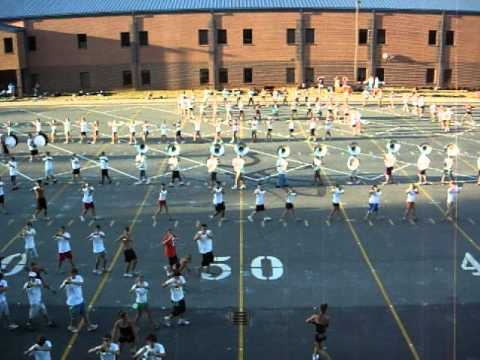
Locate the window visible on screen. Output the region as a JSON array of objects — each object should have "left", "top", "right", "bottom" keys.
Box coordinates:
[
  {"left": 425, "top": 68, "right": 435, "bottom": 84},
  {"left": 219, "top": 68, "right": 228, "bottom": 83},
  {"left": 3, "top": 38, "right": 13, "bottom": 53},
  {"left": 27, "top": 36, "right": 36, "bottom": 51},
  {"left": 376, "top": 29, "right": 386, "bottom": 44},
  {"left": 217, "top": 29, "right": 227, "bottom": 45},
  {"left": 305, "top": 28, "right": 315, "bottom": 44},
  {"left": 79, "top": 72, "right": 90, "bottom": 89},
  {"left": 121, "top": 32, "right": 130, "bottom": 47},
  {"left": 141, "top": 70, "right": 151, "bottom": 85},
  {"left": 445, "top": 31, "right": 454, "bottom": 46},
  {"left": 375, "top": 68, "right": 385, "bottom": 82},
  {"left": 443, "top": 69, "right": 452, "bottom": 84},
  {"left": 77, "top": 34, "right": 87, "bottom": 49},
  {"left": 286, "top": 29, "right": 296, "bottom": 44},
  {"left": 304, "top": 67, "right": 314, "bottom": 82},
  {"left": 357, "top": 67, "right": 367, "bottom": 82},
  {"left": 286, "top": 68, "right": 295, "bottom": 84},
  {"left": 243, "top": 68, "right": 253, "bottom": 83},
  {"left": 122, "top": 70, "right": 132, "bottom": 86},
  {"left": 198, "top": 29, "right": 209, "bottom": 45},
  {"left": 243, "top": 29, "right": 253, "bottom": 45},
  {"left": 359, "top": 29, "right": 368, "bottom": 44},
  {"left": 199, "top": 69, "right": 209, "bottom": 84},
  {"left": 139, "top": 31, "right": 149, "bottom": 46},
  {"left": 428, "top": 30, "right": 437, "bottom": 45}
]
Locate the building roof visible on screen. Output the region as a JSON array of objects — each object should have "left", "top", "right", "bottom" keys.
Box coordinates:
[
  {"left": 0, "top": 22, "right": 24, "bottom": 32},
  {"left": 0, "top": 0, "right": 479, "bottom": 20}
]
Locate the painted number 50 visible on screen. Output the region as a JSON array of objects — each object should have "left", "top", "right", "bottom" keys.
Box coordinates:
[{"left": 201, "top": 256, "right": 284, "bottom": 281}]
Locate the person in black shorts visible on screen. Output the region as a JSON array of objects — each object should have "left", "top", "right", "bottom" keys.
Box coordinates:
[
  {"left": 32, "top": 180, "right": 48, "bottom": 220},
  {"left": 306, "top": 304, "right": 331, "bottom": 360},
  {"left": 119, "top": 226, "right": 137, "bottom": 278}
]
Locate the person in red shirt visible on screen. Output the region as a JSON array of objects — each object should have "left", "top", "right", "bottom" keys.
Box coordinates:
[{"left": 162, "top": 229, "right": 179, "bottom": 271}]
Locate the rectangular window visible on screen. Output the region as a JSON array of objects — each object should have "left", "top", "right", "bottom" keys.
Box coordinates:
[
  {"left": 445, "top": 30, "right": 454, "bottom": 46},
  {"left": 304, "top": 67, "right": 314, "bottom": 82},
  {"left": 139, "top": 31, "right": 149, "bottom": 46},
  {"left": 286, "top": 28, "right": 296, "bottom": 44},
  {"left": 198, "top": 29, "right": 209, "bottom": 45},
  {"left": 77, "top": 34, "right": 87, "bottom": 49},
  {"left": 141, "top": 70, "right": 151, "bottom": 85},
  {"left": 122, "top": 70, "right": 132, "bottom": 86},
  {"left": 376, "top": 29, "right": 386, "bottom": 44},
  {"left": 425, "top": 68, "right": 435, "bottom": 84},
  {"left": 243, "top": 68, "right": 253, "bottom": 83},
  {"left": 359, "top": 29, "right": 368, "bottom": 44},
  {"left": 428, "top": 30, "right": 437, "bottom": 45},
  {"left": 243, "top": 29, "right": 253, "bottom": 45},
  {"left": 443, "top": 69, "right": 452, "bottom": 84},
  {"left": 305, "top": 28, "right": 315, "bottom": 44},
  {"left": 286, "top": 68, "right": 295, "bottom": 84},
  {"left": 27, "top": 36, "right": 36, "bottom": 51},
  {"left": 79, "top": 72, "right": 90, "bottom": 89},
  {"left": 4, "top": 38, "right": 13, "bottom": 53},
  {"left": 357, "top": 67, "right": 367, "bottom": 82},
  {"left": 375, "top": 67, "right": 385, "bottom": 82},
  {"left": 199, "top": 69, "right": 209, "bottom": 84},
  {"left": 120, "top": 32, "right": 130, "bottom": 47},
  {"left": 217, "top": 29, "right": 227, "bottom": 45},
  {"left": 219, "top": 68, "right": 228, "bottom": 83}
]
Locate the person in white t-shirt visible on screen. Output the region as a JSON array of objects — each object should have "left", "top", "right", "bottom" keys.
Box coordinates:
[
  {"left": 8, "top": 156, "right": 19, "bottom": 190},
  {"left": 128, "top": 120, "right": 137, "bottom": 145},
  {"left": 88, "top": 334, "right": 120, "bottom": 360},
  {"left": 142, "top": 120, "right": 150, "bottom": 143},
  {"left": 441, "top": 156, "right": 455, "bottom": 184},
  {"left": 99, "top": 152, "right": 112, "bottom": 185},
  {"left": 79, "top": 117, "right": 89, "bottom": 144},
  {"left": 313, "top": 155, "right": 324, "bottom": 186},
  {"left": 232, "top": 155, "right": 246, "bottom": 190},
  {"left": 162, "top": 272, "right": 189, "bottom": 327},
  {"left": 417, "top": 153, "right": 431, "bottom": 185},
  {"left": 206, "top": 154, "right": 219, "bottom": 188},
  {"left": 23, "top": 222, "right": 38, "bottom": 262},
  {"left": 280, "top": 187, "right": 298, "bottom": 221},
  {"left": 80, "top": 182, "right": 96, "bottom": 222},
  {"left": 327, "top": 185, "right": 345, "bottom": 221},
  {"left": 248, "top": 184, "right": 271, "bottom": 222},
  {"left": 193, "top": 224, "right": 214, "bottom": 274},
  {"left": 0, "top": 273, "right": 19, "bottom": 330},
  {"left": 59, "top": 268, "right": 97, "bottom": 333},
  {"left": 24, "top": 272, "right": 54, "bottom": 329},
  {"left": 27, "top": 133, "right": 39, "bottom": 162},
  {"left": 445, "top": 181, "right": 462, "bottom": 221},
  {"left": 0, "top": 177, "right": 6, "bottom": 213},
  {"left": 109, "top": 120, "right": 121, "bottom": 144},
  {"left": 383, "top": 152, "right": 396, "bottom": 185},
  {"left": 130, "top": 275, "right": 157, "bottom": 329},
  {"left": 364, "top": 185, "right": 382, "bottom": 221},
  {"left": 54, "top": 226, "right": 75, "bottom": 273},
  {"left": 134, "top": 334, "right": 167, "bottom": 359},
  {"left": 24, "top": 335, "right": 52, "bottom": 360},
  {"left": 135, "top": 153, "right": 150, "bottom": 185},
  {"left": 87, "top": 225, "right": 107, "bottom": 274},
  {"left": 168, "top": 155, "right": 184, "bottom": 187},
  {"left": 210, "top": 182, "right": 226, "bottom": 222},
  {"left": 42, "top": 152, "right": 57, "bottom": 185},
  {"left": 63, "top": 116, "right": 71, "bottom": 144},
  {"left": 403, "top": 184, "right": 419, "bottom": 221},
  {"left": 153, "top": 183, "right": 171, "bottom": 222},
  {"left": 71, "top": 154, "right": 81, "bottom": 182},
  {"left": 276, "top": 157, "right": 288, "bottom": 188}
]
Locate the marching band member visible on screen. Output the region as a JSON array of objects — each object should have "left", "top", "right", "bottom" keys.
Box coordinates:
[
  {"left": 250, "top": 116, "right": 259, "bottom": 143},
  {"left": 42, "top": 151, "right": 57, "bottom": 185},
  {"left": 128, "top": 120, "right": 137, "bottom": 145},
  {"left": 79, "top": 117, "right": 89, "bottom": 144},
  {"left": 27, "top": 133, "right": 39, "bottom": 162},
  {"left": 71, "top": 154, "right": 81, "bottom": 182},
  {"left": 403, "top": 184, "right": 419, "bottom": 222},
  {"left": 142, "top": 120, "right": 150, "bottom": 143},
  {"left": 327, "top": 184, "right": 344, "bottom": 221},
  {"left": 49, "top": 119, "right": 57, "bottom": 143},
  {"left": 80, "top": 182, "right": 97, "bottom": 222},
  {"left": 416, "top": 151, "right": 431, "bottom": 185},
  {"left": 347, "top": 154, "right": 360, "bottom": 184},
  {"left": 276, "top": 155, "right": 288, "bottom": 188},
  {"left": 232, "top": 153, "right": 246, "bottom": 190},
  {"left": 364, "top": 185, "right": 382, "bottom": 221},
  {"left": 168, "top": 155, "right": 184, "bottom": 187},
  {"left": 383, "top": 151, "right": 396, "bottom": 185},
  {"left": 99, "top": 151, "right": 112, "bottom": 185},
  {"left": 445, "top": 181, "right": 461, "bottom": 221},
  {"left": 135, "top": 153, "right": 150, "bottom": 185},
  {"left": 91, "top": 120, "right": 99, "bottom": 144},
  {"left": 441, "top": 155, "right": 455, "bottom": 184},
  {"left": 207, "top": 154, "right": 219, "bottom": 188},
  {"left": 63, "top": 116, "right": 71, "bottom": 144},
  {"left": 8, "top": 156, "right": 19, "bottom": 190},
  {"left": 110, "top": 120, "right": 120, "bottom": 144}
]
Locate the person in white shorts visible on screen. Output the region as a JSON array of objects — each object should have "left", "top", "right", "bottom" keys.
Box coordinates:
[
  {"left": 24, "top": 335, "right": 52, "bottom": 360},
  {"left": 8, "top": 156, "right": 19, "bottom": 190},
  {"left": 280, "top": 187, "right": 298, "bottom": 221},
  {"left": 88, "top": 334, "right": 120, "bottom": 360},
  {"left": 63, "top": 116, "right": 71, "bottom": 144},
  {"left": 24, "top": 272, "right": 55, "bottom": 329},
  {"left": 80, "top": 182, "right": 97, "bottom": 222},
  {"left": 79, "top": 117, "right": 89, "bottom": 144},
  {"left": 445, "top": 180, "right": 461, "bottom": 221},
  {"left": 0, "top": 272, "right": 19, "bottom": 330},
  {"left": 23, "top": 222, "right": 39, "bottom": 262},
  {"left": 248, "top": 184, "right": 271, "bottom": 222},
  {"left": 42, "top": 152, "right": 57, "bottom": 185},
  {"left": 193, "top": 224, "right": 214, "bottom": 274},
  {"left": 327, "top": 185, "right": 345, "bottom": 221},
  {"left": 153, "top": 183, "right": 171, "bottom": 221},
  {"left": 206, "top": 154, "right": 219, "bottom": 188},
  {"left": 87, "top": 225, "right": 107, "bottom": 274},
  {"left": 403, "top": 184, "right": 419, "bottom": 221},
  {"left": 71, "top": 154, "right": 81, "bottom": 183}
]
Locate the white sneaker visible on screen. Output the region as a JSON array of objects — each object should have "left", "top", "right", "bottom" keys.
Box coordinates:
[
  {"left": 177, "top": 319, "right": 190, "bottom": 326},
  {"left": 146, "top": 179, "right": 151, "bottom": 185},
  {"left": 263, "top": 216, "right": 272, "bottom": 221},
  {"left": 87, "top": 324, "right": 98, "bottom": 332},
  {"left": 134, "top": 181, "right": 142, "bottom": 185},
  {"left": 231, "top": 185, "right": 237, "bottom": 190},
  {"left": 80, "top": 215, "right": 85, "bottom": 222},
  {"left": 123, "top": 273, "right": 133, "bottom": 278},
  {"left": 247, "top": 215, "right": 253, "bottom": 222},
  {"left": 8, "top": 323, "right": 19, "bottom": 330}
]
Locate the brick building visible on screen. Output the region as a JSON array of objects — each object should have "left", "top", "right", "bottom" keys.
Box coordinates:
[{"left": 0, "top": 0, "right": 479, "bottom": 95}]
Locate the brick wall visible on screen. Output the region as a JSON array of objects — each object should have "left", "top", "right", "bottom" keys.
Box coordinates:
[{"left": 1, "top": 10, "right": 477, "bottom": 92}]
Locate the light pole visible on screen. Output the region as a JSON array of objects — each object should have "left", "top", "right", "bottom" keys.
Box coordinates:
[{"left": 353, "top": 0, "right": 361, "bottom": 85}]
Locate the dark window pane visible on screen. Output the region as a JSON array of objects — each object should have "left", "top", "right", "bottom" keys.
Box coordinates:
[
  {"left": 305, "top": 67, "right": 314, "bottom": 82},
  {"left": 219, "top": 68, "right": 228, "bottom": 83},
  {"left": 445, "top": 31, "right": 454, "bottom": 46},
  {"left": 305, "top": 28, "right": 315, "bottom": 44},
  {"left": 357, "top": 67, "right": 367, "bottom": 82},
  {"left": 425, "top": 68, "right": 435, "bottom": 84},
  {"left": 121, "top": 32, "right": 130, "bottom": 47},
  {"left": 243, "top": 68, "right": 253, "bottom": 83},
  {"left": 428, "top": 30, "right": 437, "bottom": 45},
  {"left": 123, "top": 70, "right": 132, "bottom": 86},
  {"left": 359, "top": 29, "right": 368, "bottom": 44},
  {"left": 375, "top": 68, "right": 385, "bottom": 82},
  {"left": 286, "top": 68, "right": 295, "bottom": 83},
  {"left": 77, "top": 34, "right": 87, "bottom": 49},
  {"left": 377, "top": 29, "right": 386, "bottom": 44},
  {"left": 287, "top": 29, "right": 296, "bottom": 44},
  {"left": 27, "top": 36, "right": 36, "bottom": 51},
  {"left": 217, "top": 29, "right": 227, "bottom": 45},
  {"left": 139, "top": 31, "right": 149, "bottom": 46},
  {"left": 243, "top": 29, "right": 253, "bottom": 44},
  {"left": 141, "top": 70, "right": 151, "bottom": 85},
  {"left": 198, "top": 29, "right": 209, "bottom": 45},
  {"left": 199, "top": 69, "right": 209, "bottom": 84}
]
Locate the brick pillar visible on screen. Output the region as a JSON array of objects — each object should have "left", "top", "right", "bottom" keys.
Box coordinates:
[
  {"left": 15, "top": 69, "right": 23, "bottom": 97},
  {"left": 130, "top": 16, "right": 140, "bottom": 89},
  {"left": 208, "top": 13, "right": 218, "bottom": 90},
  {"left": 436, "top": 12, "right": 447, "bottom": 88},
  {"left": 368, "top": 11, "right": 377, "bottom": 78},
  {"left": 295, "top": 12, "right": 305, "bottom": 84}
]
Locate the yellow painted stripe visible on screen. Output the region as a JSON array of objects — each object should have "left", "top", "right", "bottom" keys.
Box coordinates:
[{"left": 238, "top": 109, "right": 245, "bottom": 360}]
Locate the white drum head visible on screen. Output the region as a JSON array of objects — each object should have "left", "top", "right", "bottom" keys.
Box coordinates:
[
  {"left": 33, "top": 133, "right": 48, "bottom": 147},
  {"left": 4, "top": 134, "right": 17, "bottom": 148}
]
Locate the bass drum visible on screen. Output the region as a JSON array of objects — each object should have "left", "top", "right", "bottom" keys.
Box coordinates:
[
  {"left": 33, "top": 132, "right": 48, "bottom": 147},
  {"left": 4, "top": 134, "right": 18, "bottom": 149}
]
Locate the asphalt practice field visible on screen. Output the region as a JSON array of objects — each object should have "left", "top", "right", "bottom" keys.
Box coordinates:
[{"left": 1, "top": 96, "right": 480, "bottom": 360}]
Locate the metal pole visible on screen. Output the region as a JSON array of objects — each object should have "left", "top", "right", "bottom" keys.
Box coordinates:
[{"left": 353, "top": 0, "right": 360, "bottom": 83}]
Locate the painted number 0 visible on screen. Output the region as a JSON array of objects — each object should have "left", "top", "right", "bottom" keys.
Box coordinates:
[{"left": 201, "top": 256, "right": 284, "bottom": 281}]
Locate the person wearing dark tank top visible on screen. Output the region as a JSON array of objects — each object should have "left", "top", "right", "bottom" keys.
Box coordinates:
[
  {"left": 111, "top": 311, "right": 137, "bottom": 355},
  {"left": 306, "top": 303, "right": 331, "bottom": 360}
]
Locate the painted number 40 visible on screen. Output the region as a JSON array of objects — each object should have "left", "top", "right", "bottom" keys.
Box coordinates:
[
  {"left": 202, "top": 256, "right": 284, "bottom": 281},
  {"left": 461, "top": 252, "right": 480, "bottom": 276}
]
